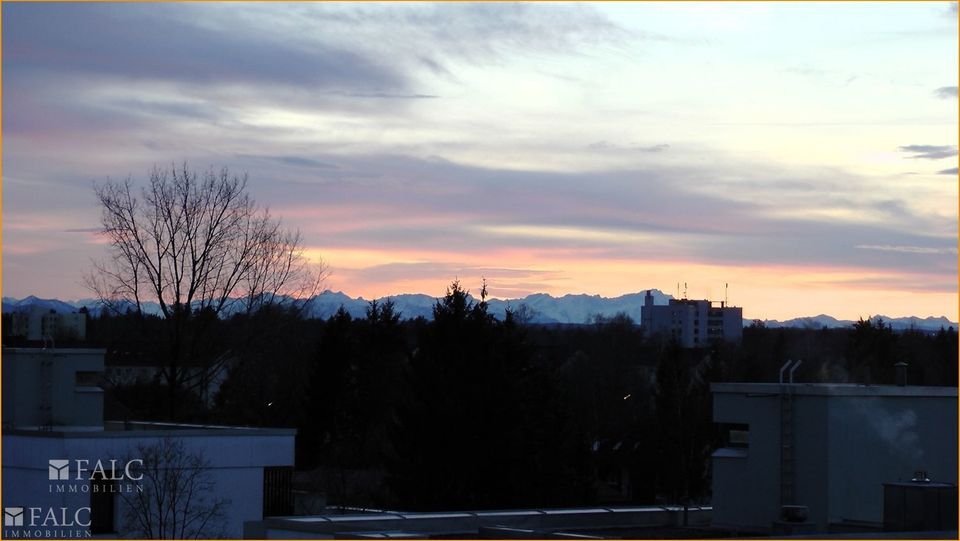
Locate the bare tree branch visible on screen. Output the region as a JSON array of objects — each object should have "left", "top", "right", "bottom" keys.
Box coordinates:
[
  {"left": 86, "top": 164, "right": 326, "bottom": 418},
  {"left": 119, "top": 438, "right": 231, "bottom": 539}
]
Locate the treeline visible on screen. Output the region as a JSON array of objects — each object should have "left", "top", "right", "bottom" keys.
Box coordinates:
[{"left": 68, "top": 282, "right": 958, "bottom": 510}]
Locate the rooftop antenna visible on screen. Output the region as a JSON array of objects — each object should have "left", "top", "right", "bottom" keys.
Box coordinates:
[
  {"left": 725, "top": 283, "right": 729, "bottom": 306},
  {"left": 683, "top": 282, "right": 688, "bottom": 300},
  {"left": 676, "top": 282, "right": 680, "bottom": 299}
]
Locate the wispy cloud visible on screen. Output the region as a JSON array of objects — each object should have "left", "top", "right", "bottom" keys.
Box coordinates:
[
  {"left": 4, "top": 4, "right": 404, "bottom": 91},
  {"left": 938, "top": 167, "right": 959, "bottom": 175},
  {"left": 286, "top": 2, "right": 638, "bottom": 66},
  {"left": 326, "top": 91, "right": 439, "bottom": 100},
  {"left": 239, "top": 155, "right": 340, "bottom": 170},
  {"left": 349, "top": 261, "right": 560, "bottom": 285},
  {"left": 587, "top": 141, "right": 671, "bottom": 153},
  {"left": 225, "top": 152, "right": 957, "bottom": 283},
  {"left": 934, "top": 86, "right": 958, "bottom": 99},
  {"left": 856, "top": 244, "right": 958, "bottom": 255},
  {"left": 898, "top": 145, "right": 959, "bottom": 160}
]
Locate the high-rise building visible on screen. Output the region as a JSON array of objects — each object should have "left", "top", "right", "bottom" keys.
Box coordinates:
[
  {"left": 641, "top": 290, "right": 742, "bottom": 347},
  {"left": 10, "top": 306, "right": 86, "bottom": 341}
]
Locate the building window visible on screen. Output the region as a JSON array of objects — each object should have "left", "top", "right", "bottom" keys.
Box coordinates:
[
  {"left": 75, "top": 371, "right": 102, "bottom": 387},
  {"left": 719, "top": 423, "right": 749, "bottom": 449},
  {"left": 263, "top": 466, "right": 294, "bottom": 517}
]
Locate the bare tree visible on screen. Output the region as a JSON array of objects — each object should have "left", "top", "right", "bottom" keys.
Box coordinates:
[
  {"left": 86, "top": 164, "right": 324, "bottom": 417},
  {"left": 120, "top": 438, "right": 230, "bottom": 539}
]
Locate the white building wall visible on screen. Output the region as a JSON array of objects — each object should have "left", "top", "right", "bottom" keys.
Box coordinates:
[
  {"left": 711, "top": 390, "right": 781, "bottom": 530},
  {"left": 2, "top": 348, "right": 105, "bottom": 429},
  {"left": 792, "top": 396, "right": 830, "bottom": 528},
  {"left": 711, "top": 383, "right": 958, "bottom": 532},
  {"left": 2, "top": 430, "right": 295, "bottom": 538},
  {"left": 824, "top": 395, "right": 958, "bottom": 524}
]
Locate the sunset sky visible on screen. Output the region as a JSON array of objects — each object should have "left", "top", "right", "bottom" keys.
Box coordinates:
[{"left": 3, "top": 2, "right": 958, "bottom": 321}]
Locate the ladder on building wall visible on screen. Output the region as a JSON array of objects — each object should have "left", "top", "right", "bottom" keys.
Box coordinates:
[
  {"left": 39, "top": 354, "right": 54, "bottom": 430},
  {"left": 779, "top": 383, "right": 794, "bottom": 505},
  {"left": 778, "top": 359, "right": 802, "bottom": 506}
]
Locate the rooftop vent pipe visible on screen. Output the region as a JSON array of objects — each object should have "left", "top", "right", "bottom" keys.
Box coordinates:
[{"left": 895, "top": 361, "right": 908, "bottom": 387}]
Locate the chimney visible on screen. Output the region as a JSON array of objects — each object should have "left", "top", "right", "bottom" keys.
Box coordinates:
[{"left": 895, "top": 361, "right": 908, "bottom": 387}]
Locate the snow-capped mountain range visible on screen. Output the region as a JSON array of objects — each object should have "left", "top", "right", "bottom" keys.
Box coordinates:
[{"left": 3, "top": 292, "right": 956, "bottom": 331}]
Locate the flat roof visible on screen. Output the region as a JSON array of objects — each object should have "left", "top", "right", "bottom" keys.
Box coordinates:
[
  {"left": 260, "top": 506, "right": 714, "bottom": 538},
  {"left": 2, "top": 347, "right": 107, "bottom": 354},
  {"left": 712, "top": 382, "right": 957, "bottom": 398},
  {"left": 5, "top": 420, "right": 296, "bottom": 438}
]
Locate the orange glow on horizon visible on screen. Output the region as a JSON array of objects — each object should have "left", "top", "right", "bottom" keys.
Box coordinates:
[{"left": 311, "top": 246, "right": 958, "bottom": 322}]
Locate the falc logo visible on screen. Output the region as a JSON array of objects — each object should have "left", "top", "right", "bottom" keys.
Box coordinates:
[
  {"left": 48, "top": 459, "right": 144, "bottom": 481},
  {"left": 5, "top": 507, "right": 90, "bottom": 528}
]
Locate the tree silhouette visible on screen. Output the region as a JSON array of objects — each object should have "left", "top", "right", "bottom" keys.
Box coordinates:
[
  {"left": 120, "top": 438, "right": 230, "bottom": 539},
  {"left": 847, "top": 317, "right": 898, "bottom": 384},
  {"left": 86, "top": 164, "right": 323, "bottom": 418},
  {"left": 388, "top": 281, "right": 533, "bottom": 509},
  {"left": 653, "top": 343, "right": 716, "bottom": 507}
]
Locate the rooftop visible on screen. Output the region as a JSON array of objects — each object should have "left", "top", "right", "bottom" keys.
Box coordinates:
[
  {"left": 5, "top": 420, "right": 296, "bottom": 438},
  {"left": 2, "top": 347, "right": 106, "bottom": 354},
  {"left": 253, "top": 506, "right": 717, "bottom": 539},
  {"left": 711, "top": 382, "right": 957, "bottom": 398}
]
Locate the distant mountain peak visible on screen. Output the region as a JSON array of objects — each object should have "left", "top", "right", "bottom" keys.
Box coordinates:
[{"left": 3, "top": 292, "right": 956, "bottom": 331}]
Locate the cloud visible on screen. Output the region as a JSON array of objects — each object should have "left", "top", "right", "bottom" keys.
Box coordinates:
[
  {"left": 349, "top": 262, "right": 559, "bottom": 285},
  {"left": 2, "top": 3, "right": 432, "bottom": 138},
  {"left": 217, "top": 151, "right": 957, "bottom": 282},
  {"left": 938, "top": 167, "right": 959, "bottom": 175},
  {"left": 856, "top": 244, "right": 958, "bottom": 255},
  {"left": 816, "top": 276, "right": 956, "bottom": 294},
  {"left": 934, "top": 86, "right": 958, "bottom": 99},
  {"left": 587, "top": 141, "right": 671, "bottom": 153},
  {"left": 326, "top": 91, "right": 439, "bottom": 99},
  {"left": 3, "top": 4, "right": 403, "bottom": 91},
  {"left": 8, "top": 147, "right": 958, "bottom": 304},
  {"left": 3, "top": 3, "right": 956, "bottom": 313},
  {"left": 2, "top": 2, "right": 641, "bottom": 149},
  {"left": 287, "top": 2, "right": 637, "bottom": 68},
  {"left": 238, "top": 155, "right": 341, "bottom": 170},
  {"left": 898, "top": 145, "right": 959, "bottom": 160}
]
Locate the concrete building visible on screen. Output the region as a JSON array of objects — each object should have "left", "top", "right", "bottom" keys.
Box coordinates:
[
  {"left": 710, "top": 381, "right": 957, "bottom": 534},
  {"left": 3, "top": 348, "right": 104, "bottom": 431},
  {"left": 10, "top": 306, "right": 86, "bottom": 342},
  {"left": 641, "top": 290, "right": 742, "bottom": 347},
  {"left": 2, "top": 347, "right": 296, "bottom": 538}
]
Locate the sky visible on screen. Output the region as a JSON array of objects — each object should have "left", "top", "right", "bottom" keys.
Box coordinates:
[{"left": 3, "top": 2, "right": 958, "bottom": 322}]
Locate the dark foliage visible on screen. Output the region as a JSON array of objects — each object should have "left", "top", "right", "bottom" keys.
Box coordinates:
[{"left": 74, "top": 281, "right": 957, "bottom": 511}]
